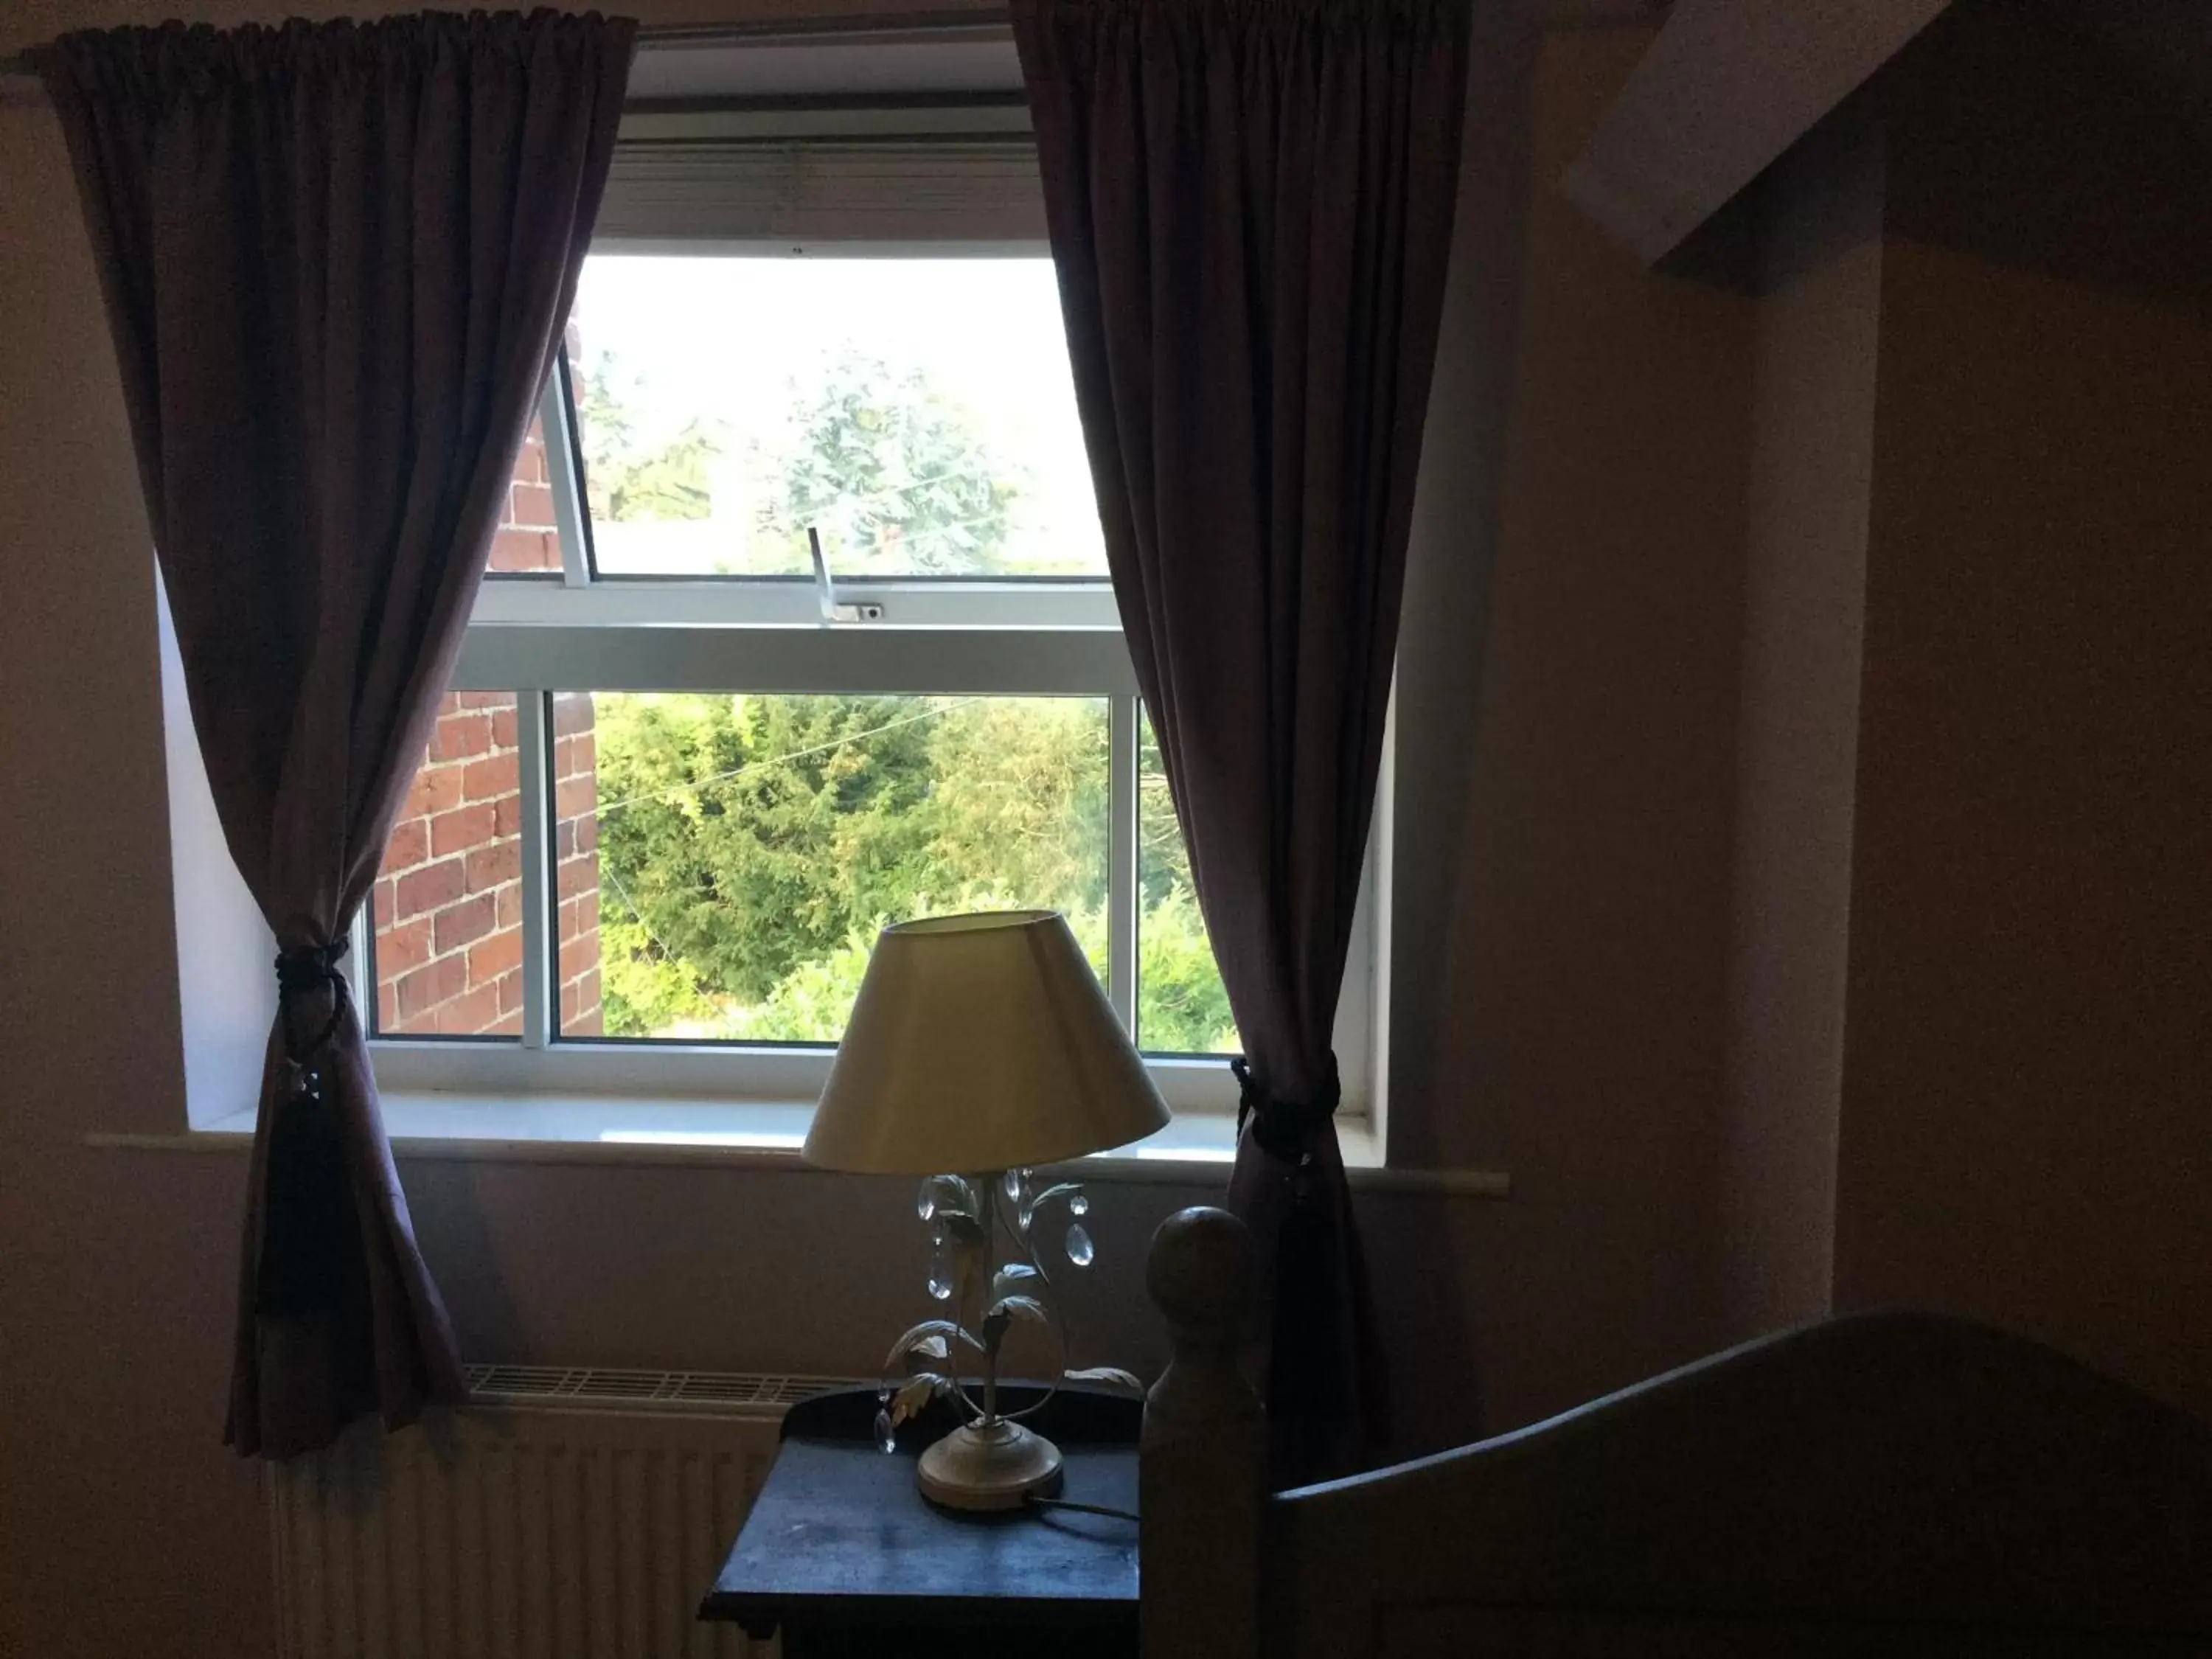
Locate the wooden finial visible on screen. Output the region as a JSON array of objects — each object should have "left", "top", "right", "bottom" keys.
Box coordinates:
[
  {"left": 1147, "top": 1203, "right": 1255, "bottom": 1347},
  {"left": 1141, "top": 1206, "right": 1264, "bottom": 1659}
]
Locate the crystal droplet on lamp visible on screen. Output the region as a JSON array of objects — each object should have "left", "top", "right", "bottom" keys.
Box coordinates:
[
  {"left": 874, "top": 1409, "right": 897, "bottom": 1454},
  {"left": 1065, "top": 1222, "right": 1094, "bottom": 1267},
  {"left": 927, "top": 1225, "right": 955, "bottom": 1299},
  {"left": 916, "top": 1180, "right": 937, "bottom": 1222},
  {"left": 1069, "top": 1191, "right": 1090, "bottom": 1217}
]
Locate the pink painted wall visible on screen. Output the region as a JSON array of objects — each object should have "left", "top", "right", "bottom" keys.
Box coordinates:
[
  {"left": 0, "top": 90, "right": 276, "bottom": 1651},
  {"left": 1698, "top": 11, "right": 2212, "bottom": 1416},
  {"left": 1389, "top": 18, "right": 1750, "bottom": 1436},
  {"left": 1835, "top": 228, "right": 2212, "bottom": 1416},
  {"left": 1830, "top": 15, "right": 2212, "bottom": 1416}
]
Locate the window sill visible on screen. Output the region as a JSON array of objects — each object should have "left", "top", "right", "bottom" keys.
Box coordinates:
[{"left": 88, "top": 1096, "right": 1509, "bottom": 1194}]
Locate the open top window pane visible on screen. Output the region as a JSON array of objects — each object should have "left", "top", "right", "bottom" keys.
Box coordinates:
[
  {"left": 558, "top": 691, "right": 1110, "bottom": 1043},
  {"left": 568, "top": 255, "right": 1107, "bottom": 581}
]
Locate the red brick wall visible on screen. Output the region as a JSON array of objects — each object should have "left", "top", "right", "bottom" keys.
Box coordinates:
[
  {"left": 552, "top": 694, "right": 603, "bottom": 1036},
  {"left": 368, "top": 426, "right": 603, "bottom": 1037},
  {"left": 487, "top": 419, "right": 564, "bottom": 574},
  {"left": 372, "top": 692, "right": 530, "bottom": 1035}
]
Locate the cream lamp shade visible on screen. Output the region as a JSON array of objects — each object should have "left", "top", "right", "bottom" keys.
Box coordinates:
[{"left": 803, "top": 911, "right": 1170, "bottom": 1175}]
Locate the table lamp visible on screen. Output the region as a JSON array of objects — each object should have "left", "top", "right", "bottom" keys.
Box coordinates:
[{"left": 803, "top": 910, "right": 1171, "bottom": 1511}]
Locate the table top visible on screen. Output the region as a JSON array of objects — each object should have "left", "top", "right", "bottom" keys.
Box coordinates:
[{"left": 700, "top": 1385, "right": 1141, "bottom": 1634}]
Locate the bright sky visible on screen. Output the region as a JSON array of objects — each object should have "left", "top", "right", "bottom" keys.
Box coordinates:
[{"left": 571, "top": 255, "right": 1107, "bottom": 576}]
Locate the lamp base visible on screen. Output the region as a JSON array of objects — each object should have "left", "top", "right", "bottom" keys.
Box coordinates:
[{"left": 917, "top": 1418, "right": 1064, "bottom": 1512}]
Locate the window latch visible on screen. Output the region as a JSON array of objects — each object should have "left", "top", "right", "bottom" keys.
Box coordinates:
[{"left": 809, "top": 528, "right": 883, "bottom": 625}]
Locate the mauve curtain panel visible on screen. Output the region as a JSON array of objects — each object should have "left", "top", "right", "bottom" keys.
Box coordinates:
[
  {"left": 1011, "top": 0, "right": 1470, "bottom": 1481},
  {"left": 40, "top": 10, "right": 635, "bottom": 1458}
]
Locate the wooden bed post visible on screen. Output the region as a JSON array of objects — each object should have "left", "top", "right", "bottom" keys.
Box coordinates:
[{"left": 1141, "top": 1205, "right": 1265, "bottom": 1659}]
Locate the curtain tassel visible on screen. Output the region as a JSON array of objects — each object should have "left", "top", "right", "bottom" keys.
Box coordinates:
[{"left": 257, "top": 939, "right": 360, "bottom": 1319}]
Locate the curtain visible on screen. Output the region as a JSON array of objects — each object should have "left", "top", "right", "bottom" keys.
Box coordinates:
[
  {"left": 1012, "top": 0, "right": 1469, "bottom": 1483},
  {"left": 41, "top": 12, "right": 634, "bottom": 1459}
]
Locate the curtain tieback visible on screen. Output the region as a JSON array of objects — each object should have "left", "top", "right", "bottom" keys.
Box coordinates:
[
  {"left": 260, "top": 938, "right": 357, "bottom": 1319},
  {"left": 1233, "top": 1055, "right": 1340, "bottom": 1163},
  {"left": 274, "top": 937, "right": 351, "bottom": 1071}
]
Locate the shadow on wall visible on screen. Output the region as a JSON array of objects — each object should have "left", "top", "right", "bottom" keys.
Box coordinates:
[
  {"left": 1382, "top": 9, "right": 1756, "bottom": 1450},
  {"left": 1377, "top": 0, "right": 1537, "bottom": 1457}
]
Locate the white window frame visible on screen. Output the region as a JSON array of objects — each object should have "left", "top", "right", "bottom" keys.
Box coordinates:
[{"left": 364, "top": 94, "right": 1385, "bottom": 1129}]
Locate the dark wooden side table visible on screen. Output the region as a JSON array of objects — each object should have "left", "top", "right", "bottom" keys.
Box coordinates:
[{"left": 700, "top": 1385, "right": 1141, "bottom": 1659}]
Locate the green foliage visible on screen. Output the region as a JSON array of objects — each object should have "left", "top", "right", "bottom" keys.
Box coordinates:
[
  {"left": 1135, "top": 886, "right": 1238, "bottom": 1054},
  {"left": 921, "top": 698, "right": 1110, "bottom": 915},
  {"left": 1137, "top": 717, "right": 1191, "bottom": 908},
  {"left": 768, "top": 351, "right": 1023, "bottom": 576},
  {"left": 1132, "top": 714, "right": 1237, "bottom": 1054},
  {"left": 594, "top": 693, "right": 939, "bottom": 1015},
  {"left": 574, "top": 351, "right": 724, "bottom": 523},
  {"left": 590, "top": 690, "right": 1234, "bottom": 1052},
  {"left": 720, "top": 928, "right": 878, "bottom": 1043},
  {"left": 593, "top": 693, "right": 1105, "bottom": 1038},
  {"left": 597, "top": 910, "right": 718, "bottom": 1036}
]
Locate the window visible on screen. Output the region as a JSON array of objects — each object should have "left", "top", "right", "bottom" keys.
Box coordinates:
[
  {"left": 569, "top": 257, "right": 1104, "bottom": 581},
  {"left": 363, "top": 93, "right": 1380, "bottom": 1126},
  {"left": 556, "top": 690, "right": 1111, "bottom": 1043}
]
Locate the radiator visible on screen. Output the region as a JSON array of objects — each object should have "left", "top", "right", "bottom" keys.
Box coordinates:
[{"left": 267, "top": 1366, "right": 859, "bottom": 1659}]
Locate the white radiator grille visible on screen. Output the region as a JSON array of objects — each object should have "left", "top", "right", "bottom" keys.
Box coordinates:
[
  {"left": 464, "top": 1365, "right": 851, "bottom": 1411},
  {"left": 268, "top": 1370, "right": 860, "bottom": 1659}
]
